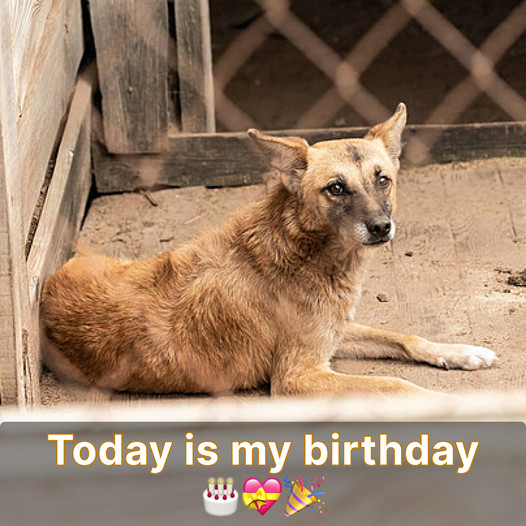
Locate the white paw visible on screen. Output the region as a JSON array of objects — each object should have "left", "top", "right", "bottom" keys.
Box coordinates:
[{"left": 433, "top": 344, "right": 498, "bottom": 371}]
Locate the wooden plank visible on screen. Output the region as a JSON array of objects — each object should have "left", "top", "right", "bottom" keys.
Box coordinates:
[
  {"left": 0, "top": 139, "right": 20, "bottom": 404},
  {"left": 27, "top": 76, "right": 93, "bottom": 310},
  {"left": 444, "top": 164, "right": 520, "bottom": 266},
  {"left": 65, "top": 0, "right": 84, "bottom": 81},
  {"left": 386, "top": 171, "right": 468, "bottom": 340},
  {"left": 8, "top": 0, "right": 52, "bottom": 110},
  {"left": 174, "top": 0, "right": 215, "bottom": 133},
  {"left": 0, "top": 3, "right": 39, "bottom": 405},
  {"left": 405, "top": 122, "right": 526, "bottom": 165},
  {"left": 18, "top": 0, "right": 84, "bottom": 240},
  {"left": 26, "top": 75, "right": 92, "bottom": 408},
  {"left": 388, "top": 170, "right": 477, "bottom": 393},
  {"left": 6, "top": 390, "right": 526, "bottom": 421},
  {"left": 93, "top": 121, "right": 526, "bottom": 193},
  {"left": 442, "top": 161, "right": 526, "bottom": 390},
  {"left": 499, "top": 162, "right": 526, "bottom": 240},
  {"left": 90, "top": 0, "right": 169, "bottom": 153},
  {"left": 92, "top": 133, "right": 267, "bottom": 192}
]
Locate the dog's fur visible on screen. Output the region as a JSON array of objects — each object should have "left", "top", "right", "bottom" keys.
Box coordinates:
[{"left": 41, "top": 104, "right": 497, "bottom": 396}]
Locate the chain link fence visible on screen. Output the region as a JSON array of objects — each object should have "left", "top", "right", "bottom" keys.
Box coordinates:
[{"left": 212, "top": 0, "right": 526, "bottom": 163}]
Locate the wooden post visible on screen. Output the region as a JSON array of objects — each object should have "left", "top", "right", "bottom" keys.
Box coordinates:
[
  {"left": 90, "top": 0, "right": 169, "bottom": 153},
  {"left": 0, "top": 3, "right": 39, "bottom": 405},
  {"left": 174, "top": 0, "right": 216, "bottom": 133}
]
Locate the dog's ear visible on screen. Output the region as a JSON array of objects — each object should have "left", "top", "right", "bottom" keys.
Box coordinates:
[
  {"left": 365, "top": 103, "right": 407, "bottom": 165},
  {"left": 248, "top": 129, "right": 309, "bottom": 193}
]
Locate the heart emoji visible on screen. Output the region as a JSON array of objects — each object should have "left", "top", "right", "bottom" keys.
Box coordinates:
[{"left": 242, "top": 477, "right": 282, "bottom": 515}]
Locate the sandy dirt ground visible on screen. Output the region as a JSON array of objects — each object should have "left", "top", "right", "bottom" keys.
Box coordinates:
[{"left": 41, "top": 157, "right": 526, "bottom": 404}]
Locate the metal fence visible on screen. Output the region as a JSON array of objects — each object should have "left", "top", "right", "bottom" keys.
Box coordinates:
[{"left": 213, "top": 0, "right": 526, "bottom": 163}]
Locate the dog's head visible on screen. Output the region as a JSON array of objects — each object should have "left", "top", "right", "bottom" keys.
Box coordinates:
[{"left": 248, "top": 103, "right": 406, "bottom": 247}]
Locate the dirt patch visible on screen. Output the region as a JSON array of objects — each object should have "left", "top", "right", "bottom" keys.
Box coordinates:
[
  {"left": 41, "top": 157, "right": 526, "bottom": 404},
  {"left": 508, "top": 269, "right": 526, "bottom": 287}
]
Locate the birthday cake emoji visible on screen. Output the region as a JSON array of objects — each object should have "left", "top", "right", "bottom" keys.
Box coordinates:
[{"left": 203, "top": 477, "right": 239, "bottom": 516}]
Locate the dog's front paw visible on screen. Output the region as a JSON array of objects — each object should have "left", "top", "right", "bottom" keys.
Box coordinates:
[{"left": 433, "top": 344, "right": 498, "bottom": 371}]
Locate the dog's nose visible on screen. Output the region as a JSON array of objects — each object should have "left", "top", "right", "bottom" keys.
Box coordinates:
[{"left": 367, "top": 217, "right": 391, "bottom": 238}]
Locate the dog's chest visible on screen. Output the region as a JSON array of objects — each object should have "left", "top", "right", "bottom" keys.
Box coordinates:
[
  {"left": 322, "top": 272, "right": 363, "bottom": 321},
  {"left": 346, "top": 282, "right": 363, "bottom": 321},
  {"left": 286, "top": 278, "right": 362, "bottom": 346}
]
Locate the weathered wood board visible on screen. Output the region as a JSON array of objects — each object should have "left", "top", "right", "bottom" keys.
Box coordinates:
[
  {"left": 0, "top": 73, "right": 23, "bottom": 405},
  {"left": 8, "top": 0, "right": 52, "bottom": 111},
  {"left": 16, "top": 74, "right": 92, "bottom": 408},
  {"left": 93, "top": 120, "right": 526, "bottom": 193},
  {"left": 27, "top": 76, "right": 93, "bottom": 311},
  {"left": 0, "top": 2, "right": 37, "bottom": 405},
  {"left": 174, "top": 0, "right": 215, "bottom": 133},
  {"left": 1, "top": 0, "right": 90, "bottom": 404},
  {"left": 65, "top": 0, "right": 84, "bottom": 82},
  {"left": 90, "top": 0, "right": 169, "bottom": 153},
  {"left": 17, "top": 0, "right": 84, "bottom": 240}
]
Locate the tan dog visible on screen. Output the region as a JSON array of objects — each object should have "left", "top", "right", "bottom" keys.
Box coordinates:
[{"left": 41, "top": 103, "right": 497, "bottom": 396}]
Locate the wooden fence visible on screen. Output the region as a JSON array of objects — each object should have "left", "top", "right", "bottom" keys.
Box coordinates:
[{"left": 0, "top": 0, "right": 90, "bottom": 405}]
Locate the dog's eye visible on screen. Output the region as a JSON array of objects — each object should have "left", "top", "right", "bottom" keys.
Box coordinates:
[
  {"left": 377, "top": 176, "right": 391, "bottom": 189},
  {"left": 326, "top": 183, "right": 345, "bottom": 196}
]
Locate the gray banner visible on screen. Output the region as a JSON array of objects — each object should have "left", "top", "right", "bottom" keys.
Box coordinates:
[{"left": 0, "top": 422, "right": 524, "bottom": 525}]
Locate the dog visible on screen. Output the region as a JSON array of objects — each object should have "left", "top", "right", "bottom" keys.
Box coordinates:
[{"left": 41, "top": 103, "right": 497, "bottom": 396}]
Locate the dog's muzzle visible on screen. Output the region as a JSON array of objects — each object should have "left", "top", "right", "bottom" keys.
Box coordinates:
[{"left": 362, "top": 219, "right": 396, "bottom": 246}]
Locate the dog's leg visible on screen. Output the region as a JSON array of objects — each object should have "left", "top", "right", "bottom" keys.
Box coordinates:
[
  {"left": 271, "top": 349, "right": 431, "bottom": 396},
  {"left": 335, "top": 322, "right": 497, "bottom": 370},
  {"left": 272, "top": 369, "right": 430, "bottom": 396}
]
